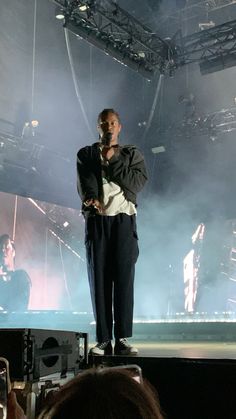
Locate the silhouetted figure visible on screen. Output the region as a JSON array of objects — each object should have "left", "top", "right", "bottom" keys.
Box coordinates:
[{"left": 0, "top": 234, "right": 31, "bottom": 311}]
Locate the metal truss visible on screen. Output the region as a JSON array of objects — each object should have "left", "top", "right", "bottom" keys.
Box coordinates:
[
  {"left": 159, "top": 106, "right": 236, "bottom": 142},
  {"left": 155, "top": 0, "right": 236, "bottom": 29},
  {"left": 176, "top": 19, "right": 236, "bottom": 73},
  {"left": 53, "top": 0, "right": 174, "bottom": 79},
  {"left": 52, "top": 1, "right": 236, "bottom": 77}
]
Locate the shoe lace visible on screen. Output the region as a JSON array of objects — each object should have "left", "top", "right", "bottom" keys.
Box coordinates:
[
  {"left": 97, "top": 341, "right": 110, "bottom": 349},
  {"left": 119, "top": 338, "right": 130, "bottom": 347}
]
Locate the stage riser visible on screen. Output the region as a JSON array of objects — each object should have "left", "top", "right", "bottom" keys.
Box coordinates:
[{"left": 91, "top": 356, "right": 236, "bottom": 419}]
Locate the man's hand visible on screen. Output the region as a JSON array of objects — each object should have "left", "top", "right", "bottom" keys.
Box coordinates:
[
  {"left": 84, "top": 199, "right": 103, "bottom": 213},
  {"left": 92, "top": 199, "right": 103, "bottom": 213},
  {"left": 84, "top": 199, "right": 95, "bottom": 208}
]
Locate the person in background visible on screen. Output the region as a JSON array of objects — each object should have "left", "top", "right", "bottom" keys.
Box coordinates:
[
  {"left": 77, "top": 109, "right": 148, "bottom": 355},
  {"left": 0, "top": 234, "right": 31, "bottom": 311}
]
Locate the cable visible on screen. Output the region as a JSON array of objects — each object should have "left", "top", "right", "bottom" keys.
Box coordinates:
[
  {"left": 89, "top": 45, "right": 93, "bottom": 125},
  {"left": 64, "top": 28, "right": 95, "bottom": 139},
  {"left": 44, "top": 227, "right": 49, "bottom": 307},
  {"left": 58, "top": 238, "right": 73, "bottom": 309},
  {"left": 145, "top": 76, "right": 165, "bottom": 196},
  {"left": 12, "top": 195, "right": 18, "bottom": 241},
  {"left": 31, "top": 0, "right": 37, "bottom": 117},
  {"left": 141, "top": 74, "right": 164, "bottom": 143}
]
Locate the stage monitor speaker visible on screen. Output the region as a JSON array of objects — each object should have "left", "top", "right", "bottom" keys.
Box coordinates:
[{"left": 0, "top": 328, "right": 88, "bottom": 381}]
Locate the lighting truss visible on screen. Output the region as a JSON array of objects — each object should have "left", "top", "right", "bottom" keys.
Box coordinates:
[
  {"left": 176, "top": 19, "right": 236, "bottom": 73},
  {"left": 155, "top": 106, "right": 236, "bottom": 143},
  {"left": 205, "top": 0, "right": 236, "bottom": 11},
  {"left": 52, "top": 0, "right": 176, "bottom": 79},
  {"left": 155, "top": 0, "right": 236, "bottom": 29},
  {"left": 52, "top": 1, "right": 236, "bottom": 78}
]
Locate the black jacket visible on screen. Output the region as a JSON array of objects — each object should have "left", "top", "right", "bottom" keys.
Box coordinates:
[{"left": 77, "top": 142, "right": 148, "bottom": 215}]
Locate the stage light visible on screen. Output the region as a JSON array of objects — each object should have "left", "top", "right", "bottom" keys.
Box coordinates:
[
  {"left": 151, "top": 146, "right": 165, "bottom": 154},
  {"left": 78, "top": 4, "right": 89, "bottom": 11},
  {"left": 200, "top": 54, "right": 236, "bottom": 75},
  {"left": 55, "top": 7, "right": 65, "bottom": 20},
  {"left": 138, "top": 52, "right": 146, "bottom": 58},
  {"left": 199, "top": 21, "right": 215, "bottom": 30},
  {"left": 31, "top": 120, "right": 39, "bottom": 128}
]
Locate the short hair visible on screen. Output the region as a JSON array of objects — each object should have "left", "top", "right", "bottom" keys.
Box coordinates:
[
  {"left": 97, "top": 109, "right": 121, "bottom": 124},
  {"left": 0, "top": 234, "right": 11, "bottom": 245},
  {"left": 38, "top": 367, "right": 164, "bottom": 419},
  {"left": 0, "top": 234, "right": 15, "bottom": 251}
]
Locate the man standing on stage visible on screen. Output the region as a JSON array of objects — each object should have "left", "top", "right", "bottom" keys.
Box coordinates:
[{"left": 77, "top": 109, "right": 147, "bottom": 355}]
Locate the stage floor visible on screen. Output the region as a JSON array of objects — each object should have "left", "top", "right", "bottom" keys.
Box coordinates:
[{"left": 101, "top": 340, "right": 236, "bottom": 359}]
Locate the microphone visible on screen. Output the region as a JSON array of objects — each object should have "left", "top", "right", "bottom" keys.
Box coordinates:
[{"left": 102, "top": 132, "right": 112, "bottom": 147}]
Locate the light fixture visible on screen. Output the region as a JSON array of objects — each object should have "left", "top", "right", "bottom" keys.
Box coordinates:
[
  {"left": 199, "top": 21, "right": 215, "bottom": 30},
  {"left": 31, "top": 120, "right": 39, "bottom": 128},
  {"left": 56, "top": 12, "right": 65, "bottom": 20},
  {"left": 151, "top": 146, "right": 166, "bottom": 154},
  {"left": 55, "top": 6, "right": 65, "bottom": 20},
  {"left": 78, "top": 4, "right": 89, "bottom": 11}
]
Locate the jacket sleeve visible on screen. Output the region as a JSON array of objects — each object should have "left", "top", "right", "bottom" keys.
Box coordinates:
[
  {"left": 107, "top": 147, "right": 148, "bottom": 194},
  {"left": 77, "top": 146, "right": 99, "bottom": 202}
]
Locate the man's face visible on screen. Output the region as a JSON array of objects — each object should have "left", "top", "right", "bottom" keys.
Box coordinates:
[
  {"left": 97, "top": 112, "right": 122, "bottom": 145},
  {"left": 0, "top": 238, "right": 15, "bottom": 270}
]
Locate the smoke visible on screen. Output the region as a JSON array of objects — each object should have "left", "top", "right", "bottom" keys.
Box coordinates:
[{"left": 135, "top": 195, "right": 197, "bottom": 318}]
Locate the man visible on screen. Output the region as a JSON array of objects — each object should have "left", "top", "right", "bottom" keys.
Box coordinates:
[
  {"left": 77, "top": 109, "right": 147, "bottom": 355},
  {"left": 0, "top": 234, "right": 31, "bottom": 311}
]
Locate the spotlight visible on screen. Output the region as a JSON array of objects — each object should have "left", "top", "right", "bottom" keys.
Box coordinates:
[
  {"left": 31, "top": 120, "right": 39, "bottom": 128},
  {"left": 138, "top": 52, "right": 145, "bottom": 58},
  {"left": 199, "top": 21, "right": 215, "bottom": 30},
  {"left": 151, "top": 146, "right": 166, "bottom": 154},
  {"left": 78, "top": 4, "right": 89, "bottom": 11},
  {"left": 55, "top": 7, "right": 65, "bottom": 20}
]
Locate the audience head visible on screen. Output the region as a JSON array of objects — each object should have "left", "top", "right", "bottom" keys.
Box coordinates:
[{"left": 38, "top": 366, "right": 164, "bottom": 419}]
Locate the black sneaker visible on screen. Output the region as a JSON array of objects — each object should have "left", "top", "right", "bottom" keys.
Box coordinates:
[
  {"left": 89, "top": 341, "right": 113, "bottom": 356},
  {"left": 114, "top": 338, "right": 138, "bottom": 356}
]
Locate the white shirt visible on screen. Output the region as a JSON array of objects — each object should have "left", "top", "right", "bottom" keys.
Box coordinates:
[
  {"left": 101, "top": 177, "right": 136, "bottom": 216},
  {"left": 99, "top": 145, "right": 136, "bottom": 216}
]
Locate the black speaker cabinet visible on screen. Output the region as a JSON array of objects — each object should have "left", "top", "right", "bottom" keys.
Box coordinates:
[{"left": 0, "top": 328, "right": 88, "bottom": 381}]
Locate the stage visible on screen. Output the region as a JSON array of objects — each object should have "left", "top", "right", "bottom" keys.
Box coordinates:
[
  {"left": 1, "top": 311, "right": 236, "bottom": 418},
  {"left": 88, "top": 340, "right": 236, "bottom": 360},
  {"left": 89, "top": 343, "right": 236, "bottom": 419}
]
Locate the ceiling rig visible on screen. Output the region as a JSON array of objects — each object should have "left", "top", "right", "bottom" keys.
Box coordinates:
[
  {"left": 53, "top": 0, "right": 179, "bottom": 79},
  {"left": 52, "top": 0, "right": 236, "bottom": 78}
]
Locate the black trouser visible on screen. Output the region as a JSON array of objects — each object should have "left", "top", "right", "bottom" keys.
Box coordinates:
[{"left": 85, "top": 213, "right": 139, "bottom": 342}]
